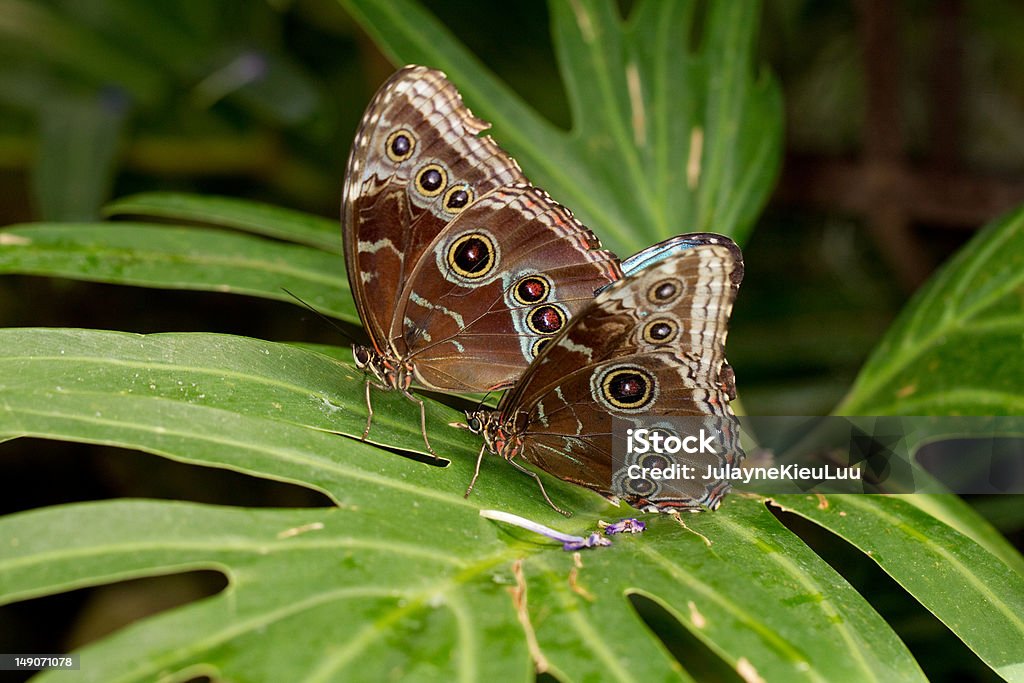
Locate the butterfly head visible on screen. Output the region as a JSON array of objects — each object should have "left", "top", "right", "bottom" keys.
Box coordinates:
[
  {"left": 465, "top": 409, "right": 502, "bottom": 453},
  {"left": 352, "top": 344, "right": 388, "bottom": 385},
  {"left": 352, "top": 344, "right": 413, "bottom": 391}
]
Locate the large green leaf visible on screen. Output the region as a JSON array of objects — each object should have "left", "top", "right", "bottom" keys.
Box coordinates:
[
  {"left": 830, "top": 203, "right": 1024, "bottom": 581},
  {"left": 899, "top": 493, "right": 1024, "bottom": 576},
  {"left": 0, "top": 327, "right": 973, "bottom": 682},
  {"left": 775, "top": 494, "right": 1024, "bottom": 682},
  {"left": 805, "top": 202, "right": 1024, "bottom": 680},
  {"left": 340, "top": 0, "right": 782, "bottom": 255},
  {"left": 838, "top": 204, "right": 1024, "bottom": 415},
  {"left": 103, "top": 192, "right": 343, "bottom": 253},
  {"left": 0, "top": 222, "right": 356, "bottom": 322}
]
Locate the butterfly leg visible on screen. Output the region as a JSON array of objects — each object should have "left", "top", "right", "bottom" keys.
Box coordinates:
[
  {"left": 401, "top": 389, "right": 439, "bottom": 460},
  {"left": 362, "top": 378, "right": 387, "bottom": 442},
  {"left": 464, "top": 443, "right": 488, "bottom": 498},
  {"left": 509, "top": 459, "right": 571, "bottom": 517}
]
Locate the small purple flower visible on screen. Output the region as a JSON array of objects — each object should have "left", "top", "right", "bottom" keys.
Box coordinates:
[
  {"left": 562, "top": 532, "right": 612, "bottom": 551},
  {"left": 480, "top": 510, "right": 612, "bottom": 551},
  {"left": 601, "top": 518, "right": 647, "bottom": 535}
]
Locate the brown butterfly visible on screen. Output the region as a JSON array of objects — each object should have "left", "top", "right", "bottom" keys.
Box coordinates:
[
  {"left": 465, "top": 235, "right": 744, "bottom": 514},
  {"left": 342, "top": 66, "right": 621, "bottom": 454}
]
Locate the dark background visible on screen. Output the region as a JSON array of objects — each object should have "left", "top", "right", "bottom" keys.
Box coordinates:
[{"left": 1, "top": 1, "right": 1022, "bottom": 681}]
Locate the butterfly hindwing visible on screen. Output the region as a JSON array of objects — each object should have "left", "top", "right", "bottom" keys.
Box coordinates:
[
  {"left": 508, "top": 239, "right": 742, "bottom": 409},
  {"left": 618, "top": 232, "right": 745, "bottom": 282},
  {"left": 491, "top": 239, "right": 744, "bottom": 510}
]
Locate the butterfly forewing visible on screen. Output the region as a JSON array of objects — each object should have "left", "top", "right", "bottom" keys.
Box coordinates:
[
  {"left": 395, "top": 185, "right": 621, "bottom": 392},
  {"left": 342, "top": 66, "right": 526, "bottom": 354}
]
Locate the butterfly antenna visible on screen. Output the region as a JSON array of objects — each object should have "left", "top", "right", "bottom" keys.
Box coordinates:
[{"left": 281, "top": 287, "right": 357, "bottom": 345}]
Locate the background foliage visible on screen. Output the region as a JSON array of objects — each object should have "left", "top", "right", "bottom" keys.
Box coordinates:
[{"left": 1, "top": 1, "right": 1023, "bottom": 682}]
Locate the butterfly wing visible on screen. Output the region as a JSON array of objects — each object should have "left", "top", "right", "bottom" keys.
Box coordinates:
[
  {"left": 618, "top": 232, "right": 745, "bottom": 280},
  {"left": 499, "top": 239, "right": 744, "bottom": 509},
  {"left": 396, "top": 185, "right": 621, "bottom": 392},
  {"left": 342, "top": 66, "right": 526, "bottom": 353}
]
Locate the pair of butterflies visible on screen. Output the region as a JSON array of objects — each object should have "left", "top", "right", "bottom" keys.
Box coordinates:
[{"left": 341, "top": 66, "right": 743, "bottom": 514}]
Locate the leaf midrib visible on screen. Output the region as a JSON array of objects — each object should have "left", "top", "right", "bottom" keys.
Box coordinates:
[
  {"left": 566, "top": 1, "right": 658, "bottom": 232},
  {"left": 5, "top": 403, "right": 474, "bottom": 510},
  {"left": 635, "top": 538, "right": 832, "bottom": 683},
  {"left": 6, "top": 239, "right": 347, "bottom": 288},
  {"left": 0, "top": 352, "right": 355, "bottom": 401},
  {"left": 0, "top": 536, "right": 462, "bottom": 582},
  {"left": 533, "top": 553, "right": 641, "bottom": 683},
  {"left": 841, "top": 260, "right": 1024, "bottom": 412},
  {"left": 294, "top": 549, "right": 523, "bottom": 682},
  {"left": 715, "top": 514, "right": 882, "bottom": 681},
  {"left": 839, "top": 496, "right": 1024, "bottom": 639}
]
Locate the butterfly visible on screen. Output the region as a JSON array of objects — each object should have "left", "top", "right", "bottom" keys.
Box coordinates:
[
  {"left": 465, "top": 234, "right": 744, "bottom": 514},
  {"left": 342, "top": 66, "right": 622, "bottom": 454}
]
